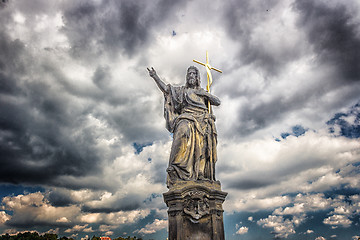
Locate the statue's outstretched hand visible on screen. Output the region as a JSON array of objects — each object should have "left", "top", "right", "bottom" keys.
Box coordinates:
[
  {"left": 147, "top": 67, "right": 156, "bottom": 78},
  {"left": 147, "top": 67, "right": 169, "bottom": 94}
]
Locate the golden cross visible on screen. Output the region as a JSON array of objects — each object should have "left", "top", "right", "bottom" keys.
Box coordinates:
[{"left": 193, "top": 51, "right": 222, "bottom": 113}]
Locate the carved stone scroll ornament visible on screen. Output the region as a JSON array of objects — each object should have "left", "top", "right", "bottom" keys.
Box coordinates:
[{"left": 183, "top": 191, "right": 210, "bottom": 223}]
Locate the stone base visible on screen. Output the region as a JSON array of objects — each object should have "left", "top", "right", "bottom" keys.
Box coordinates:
[{"left": 163, "top": 180, "right": 227, "bottom": 240}]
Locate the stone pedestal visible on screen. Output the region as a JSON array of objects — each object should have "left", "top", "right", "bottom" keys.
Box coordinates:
[{"left": 163, "top": 181, "right": 227, "bottom": 240}]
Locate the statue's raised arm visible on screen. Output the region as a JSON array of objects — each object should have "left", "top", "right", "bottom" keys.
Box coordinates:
[{"left": 147, "top": 67, "right": 169, "bottom": 94}]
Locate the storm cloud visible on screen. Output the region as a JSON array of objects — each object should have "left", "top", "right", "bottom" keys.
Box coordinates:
[
  {"left": 0, "top": 0, "right": 360, "bottom": 239},
  {"left": 294, "top": 0, "right": 360, "bottom": 81},
  {"left": 61, "top": 0, "right": 185, "bottom": 59}
]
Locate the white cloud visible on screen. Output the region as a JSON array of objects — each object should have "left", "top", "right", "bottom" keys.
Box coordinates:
[
  {"left": 56, "top": 217, "right": 69, "bottom": 223},
  {"left": 78, "top": 209, "right": 150, "bottom": 225},
  {"left": 69, "top": 234, "right": 78, "bottom": 239},
  {"left": 1, "top": 191, "right": 151, "bottom": 232},
  {"left": 236, "top": 226, "right": 249, "bottom": 235},
  {"left": 0, "top": 211, "right": 11, "bottom": 225},
  {"left": 228, "top": 196, "right": 292, "bottom": 212},
  {"left": 45, "top": 228, "right": 59, "bottom": 235},
  {"left": 221, "top": 130, "right": 360, "bottom": 213},
  {"left": 315, "top": 237, "right": 326, "bottom": 240},
  {"left": 65, "top": 224, "right": 89, "bottom": 233},
  {"left": 2, "top": 192, "right": 81, "bottom": 226},
  {"left": 137, "top": 219, "right": 168, "bottom": 235},
  {"left": 274, "top": 193, "right": 332, "bottom": 215},
  {"left": 104, "top": 231, "right": 113, "bottom": 236},
  {"left": 323, "top": 214, "right": 352, "bottom": 228},
  {"left": 83, "top": 227, "right": 95, "bottom": 233},
  {"left": 256, "top": 192, "right": 360, "bottom": 237},
  {"left": 99, "top": 225, "right": 115, "bottom": 232},
  {"left": 322, "top": 194, "right": 360, "bottom": 228},
  {"left": 257, "top": 214, "right": 305, "bottom": 238}
]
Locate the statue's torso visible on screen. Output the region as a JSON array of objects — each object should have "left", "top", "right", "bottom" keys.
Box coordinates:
[{"left": 183, "top": 88, "right": 208, "bottom": 113}]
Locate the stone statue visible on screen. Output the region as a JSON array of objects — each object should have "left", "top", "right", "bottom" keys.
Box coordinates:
[{"left": 147, "top": 66, "right": 221, "bottom": 187}]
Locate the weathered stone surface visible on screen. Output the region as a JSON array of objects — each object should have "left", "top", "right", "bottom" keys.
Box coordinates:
[{"left": 163, "top": 181, "right": 227, "bottom": 240}]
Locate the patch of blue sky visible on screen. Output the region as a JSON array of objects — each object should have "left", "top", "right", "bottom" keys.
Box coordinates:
[
  {"left": 132, "top": 142, "right": 153, "bottom": 154},
  {"left": 143, "top": 193, "right": 162, "bottom": 204},
  {"left": 353, "top": 162, "right": 360, "bottom": 167},
  {"left": 289, "top": 210, "right": 336, "bottom": 239},
  {"left": 327, "top": 101, "right": 360, "bottom": 138},
  {"left": 0, "top": 184, "right": 45, "bottom": 200},
  {"left": 225, "top": 209, "right": 359, "bottom": 240},
  {"left": 132, "top": 210, "right": 167, "bottom": 240},
  {"left": 224, "top": 211, "right": 273, "bottom": 240},
  {"left": 280, "top": 125, "right": 307, "bottom": 139},
  {"left": 323, "top": 188, "right": 360, "bottom": 199}
]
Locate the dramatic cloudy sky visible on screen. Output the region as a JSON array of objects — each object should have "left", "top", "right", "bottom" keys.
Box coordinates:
[{"left": 1, "top": 0, "right": 360, "bottom": 239}]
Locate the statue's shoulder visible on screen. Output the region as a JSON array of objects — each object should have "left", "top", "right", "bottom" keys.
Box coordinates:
[{"left": 168, "top": 84, "right": 185, "bottom": 95}]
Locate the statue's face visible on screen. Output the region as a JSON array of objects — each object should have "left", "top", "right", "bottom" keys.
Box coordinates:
[{"left": 186, "top": 68, "right": 198, "bottom": 88}]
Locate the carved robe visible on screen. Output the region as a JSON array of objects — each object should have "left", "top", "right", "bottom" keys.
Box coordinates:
[{"left": 164, "top": 85, "right": 218, "bottom": 187}]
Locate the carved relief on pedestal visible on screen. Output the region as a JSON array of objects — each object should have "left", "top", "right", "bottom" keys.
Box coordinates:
[{"left": 183, "top": 190, "right": 210, "bottom": 223}]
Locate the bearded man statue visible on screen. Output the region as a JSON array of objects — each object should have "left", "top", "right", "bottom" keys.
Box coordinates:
[{"left": 148, "top": 66, "right": 220, "bottom": 188}]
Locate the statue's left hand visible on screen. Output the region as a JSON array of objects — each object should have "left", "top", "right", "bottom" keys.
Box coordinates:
[
  {"left": 195, "top": 89, "right": 209, "bottom": 97},
  {"left": 196, "top": 89, "right": 221, "bottom": 106}
]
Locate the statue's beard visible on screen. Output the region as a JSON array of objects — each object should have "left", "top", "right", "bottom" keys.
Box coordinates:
[{"left": 187, "top": 77, "right": 197, "bottom": 87}]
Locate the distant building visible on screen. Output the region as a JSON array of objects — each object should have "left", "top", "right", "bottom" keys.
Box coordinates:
[{"left": 100, "top": 237, "right": 111, "bottom": 240}]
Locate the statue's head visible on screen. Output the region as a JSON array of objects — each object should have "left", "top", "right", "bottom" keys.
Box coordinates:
[{"left": 186, "top": 66, "right": 200, "bottom": 88}]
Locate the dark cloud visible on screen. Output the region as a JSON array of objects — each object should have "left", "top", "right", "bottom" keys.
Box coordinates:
[
  {"left": 219, "top": 0, "right": 360, "bottom": 138},
  {"left": 81, "top": 194, "right": 142, "bottom": 213},
  {"left": 0, "top": 32, "right": 26, "bottom": 75},
  {"left": 224, "top": 147, "right": 331, "bottom": 191},
  {"left": 225, "top": 155, "right": 326, "bottom": 191},
  {"left": 92, "top": 65, "right": 111, "bottom": 89},
  {"left": 5, "top": 219, "right": 69, "bottom": 229},
  {"left": 0, "top": 96, "right": 100, "bottom": 185},
  {"left": 0, "top": 72, "right": 21, "bottom": 95},
  {"left": 222, "top": 0, "right": 302, "bottom": 76},
  {"left": 232, "top": 92, "right": 309, "bottom": 137},
  {"left": 61, "top": 0, "right": 184, "bottom": 60},
  {"left": 0, "top": 32, "right": 101, "bottom": 187},
  {"left": 294, "top": 0, "right": 360, "bottom": 81},
  {"left": 0, "top": 0, "right": 169, "bottom": 189},
  {"left": 228, "top": 178, "right": 275, "bottom": 190},
  {"left": 47, "top": 190, "right": 76, "bottom": 207},
  {"left": 0, "top": 32, "right": 24, "bottom": 95},
  {"left": 42, "top": 60, "right": 167, "bottom": 145},
  {"left": 10, "top": 0, "right": 59, "bottom": 16}
]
